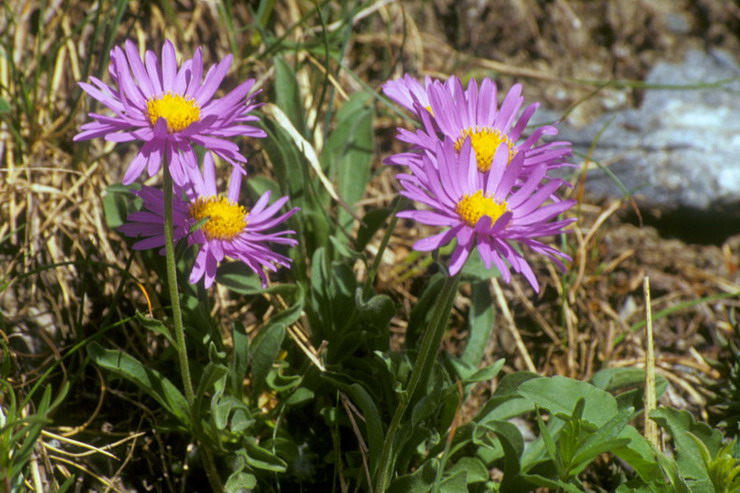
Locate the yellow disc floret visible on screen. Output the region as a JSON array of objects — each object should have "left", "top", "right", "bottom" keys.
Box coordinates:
[
  {"left": 146, "top": 93, "right": 200, "bottom": 133},
  {"left": 455, "top": 190, "right": 508, "bottom": 228},
  {"left": 454, "top": 126, "right": 517, "bottom": 172},
  {"left": 188, "top": 196, "right": 247, "bottom": 241}
]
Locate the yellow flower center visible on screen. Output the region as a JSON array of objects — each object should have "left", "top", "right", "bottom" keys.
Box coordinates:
[
  {"left": 188, "top": 196, "right": 247, "bottom": 241},
  {"left": 146, "top": 93, "right": 200, "bottom": 133},
  {"left": 454, "top": 127, "right": 517, "bottom": 172},
  {"left": 455, "top": 190, "right": 508, "bottom": 228}
]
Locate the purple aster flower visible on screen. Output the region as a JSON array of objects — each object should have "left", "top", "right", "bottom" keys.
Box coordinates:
[
  {"left": 119, "top": 153, "right": 299, "bottom": 288},
  {"left": 383, "top": 75, "right": 571, "bottom": 179},
  {"left": 396, "top": 138, "right": 575, "bottom": 292},
  {"left": 382, "top": 74, "right": 441, "bottom": 119},
  {"left": 74, "top": 40, "right": 266, "bottom": 187}
]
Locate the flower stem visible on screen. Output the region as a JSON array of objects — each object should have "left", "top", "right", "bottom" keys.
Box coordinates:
[
  {"left": 162, "top": 163, "right": 222, "bottom": 491},
  {"left": 162, "top": 162, "right": 195, "bottom": 406},
  {"left": 374, "top": 270, "right": 462, "bottom": 491}
]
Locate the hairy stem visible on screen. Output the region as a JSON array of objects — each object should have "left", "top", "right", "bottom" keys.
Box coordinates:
[{"left": 162, "top": 163, "right": 222, "bottom": 491}]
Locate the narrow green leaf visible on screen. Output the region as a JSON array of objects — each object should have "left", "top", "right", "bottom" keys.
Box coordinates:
[
  {"left": 461, "top": 280, "right": 495, "bottom": 366},
  {"left": 249, "top": 323, "right": 286, "bottom": 400},
  {"left": 194, "top": 362, "right": 228, "bottom": 417},
  {"left": 324, "top": 91, "right": 374, "bottom": 232},
  {"left": 273, "top": 56, "right": 307, "bottom": 136},
  {"left": 464, "top": 359, "right": 505, "bottom": 386},
  {"left": 230, "top": 322, "right": 250, "bottom": 396}
]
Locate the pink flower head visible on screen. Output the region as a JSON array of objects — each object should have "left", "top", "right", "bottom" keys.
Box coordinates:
[
  {"left": 397, "top": 138, "right": 575, "bottom": 292},
  {"left": 119, "top": 153, "right": 299, "bottom": 288},
  {"left": 383, "top": 75, "right": 572, "bottom": 180},
  {"left": 75, "top": 40, "right": 266, "bottom": 187}
]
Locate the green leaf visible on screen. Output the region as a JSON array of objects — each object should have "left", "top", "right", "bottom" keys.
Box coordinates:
[
  {"left": 249, "top": 323, "right": 286, "bottom": 400},
  {"left": 461, "top": 280, "right": 495, "bottom": 366},
  {"left": 356, "top": 207, "right": 393, "bottom": 252},
  {"left": 87, "top": 342, "right": 189, "bottom": 426},
  {"left": 245, "top": 175, "right": 280, "bottom": 200},
  {"left": 355, "top": 289, "right": 395, "bottom": 332},
  {"left": 536, "top": 411, "right": 560, "bottom": 471},
  {"left": 439, "top": 469, "right": 468, "bottom": 493},
  {"left": 447, "top": 456, "right": 489, "bottom": 484},
  {"left": 323, "top": 91, "right": 374, "bottom": 232},
  {"left": 591, "top": 367, "right": 668, "bottom": 412},
  {"left": 242, "top": 437, "right": 288, "bottom": 472},
  {"left": 406, "top": 273, "right": 444, "bottom": 347},
  {"left": 273, "top": 56, "right": 307, "bottom": 136},
  {"left": 249, "top": 289, "right": 303, "bottom": 400},
  {"left": 136, "top": 312, "right": 175, "bottom": 347},
  {"left": 284, "top": 387, "right": 314, "bottom": 407},
  {"left": 216, "top": 261, "right": 296, "bottom": 296},
  {"left": 474, "top": 419, "right": 524, "bottom": 481},
  {"left": 230, "top": 322, "right": 250, "bottom": 396},
  {"left": 194, "top": 362, "right": 228, "bottom": 417},
  {"left": 461, "top": 248, "right": 502, "bottom": 281},
  {"left": 463, "top": 359, "right": 505, "bottom": 386},
  {"left": 570, "top": 408, "right": 634, "bottom": 474},
  {"left": 211, "top": 392, "right": 252, "bottom": 432},
  {"left": 518, "top": 376, "right": 620, "bottom": 427},
  {"left": 0, "top": 98, "right": 10, "bottom": 114},
  {"left": 651, "top": 407, "right": 723, "bottom": 481},
  {"left": 388, "top": 459, "right": 438, "bottom": 493},
  {"left": 103, "top": 183, "right": 136, "bottom": 229},
  {"left": 320, "top": 373, "right": 384, "bottom": 473},
  {"left": 476, "top": 371, "right": 539, "bottom": 422},
  {"left": 224, "top": 470, "right": 257, "bottom": 493},
  {"left": 524, "top": 474, "right": 584, "bottom": 493},
  {"left": 611, "top": 426, "right": 662, "bottom": 483}
]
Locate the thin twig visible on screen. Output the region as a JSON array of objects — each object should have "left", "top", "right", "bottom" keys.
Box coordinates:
[{"left": 491, "top": 278, "right": 537, "bottom": 373}]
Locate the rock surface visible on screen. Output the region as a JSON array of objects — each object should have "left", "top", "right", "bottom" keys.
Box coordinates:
[{"left": 549, "top": 50, "right": 740, "bottom": 217}]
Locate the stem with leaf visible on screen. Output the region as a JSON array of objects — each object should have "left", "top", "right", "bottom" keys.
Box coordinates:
[
  {"left": 374, "top": 269, "right": 463, "bottom": 491},
  {"left": 162, "top": 161, "right": 223, "bottom": 492}
]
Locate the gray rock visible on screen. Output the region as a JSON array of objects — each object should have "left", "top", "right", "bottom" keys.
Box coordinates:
[{"left": 550, "top": 50, "right": 740, "bottom": 217}]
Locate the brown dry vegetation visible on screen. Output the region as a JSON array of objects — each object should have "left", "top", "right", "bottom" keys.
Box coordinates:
[{"left": 1, "top": 0, "right": 739, "bottom": 490}]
